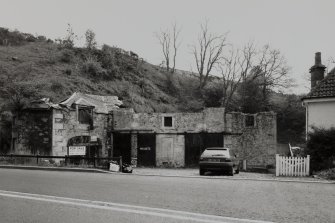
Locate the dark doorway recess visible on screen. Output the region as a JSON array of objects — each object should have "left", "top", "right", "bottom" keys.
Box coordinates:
[
  {"left": 113, "top": 133, "right": 131, "bottom": 164},
  {"left": 185, "top": 133, "right": 223, "bottom": 167},
  {"left": 137, "top": 134, "right": 156, "bottom": 167}
]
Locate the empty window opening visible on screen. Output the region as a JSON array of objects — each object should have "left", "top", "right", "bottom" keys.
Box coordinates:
[
  {"left": 78, "top": 107, "right": 93, "bottom": 125},
  {"left": 163, "top": 116, "right": 173, "bottom": 127},
  {"left": 245, "top": 115, "right": 255, "bottom": 127}
]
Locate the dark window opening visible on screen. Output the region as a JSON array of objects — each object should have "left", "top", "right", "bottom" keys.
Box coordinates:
[
  {"left": 163, "top": 116, "right": 173, "bottom": 127},
  {"left": 78, "top": 107, "right": 93, "bottom": 126},
  {"left": 245, "top": 115, "right": 255, "bottom": 127}
]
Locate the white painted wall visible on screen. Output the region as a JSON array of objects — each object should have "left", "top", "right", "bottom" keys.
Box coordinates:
[{"left": 306, "top": 100, "right": 335, "bottom": 132}]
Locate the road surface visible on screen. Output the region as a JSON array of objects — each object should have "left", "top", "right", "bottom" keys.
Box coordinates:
[{"left": 0, "top": 169, "right": 334, "bottom": 223}]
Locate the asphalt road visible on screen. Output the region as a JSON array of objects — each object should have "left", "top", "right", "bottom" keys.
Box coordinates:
[{"left": 0, "top": 169, "right": 334, "bottom": 223}]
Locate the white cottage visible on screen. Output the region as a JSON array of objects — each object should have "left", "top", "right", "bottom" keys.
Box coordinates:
[{"left": 302, "top": 52, "right": 335, "bottom": 135}]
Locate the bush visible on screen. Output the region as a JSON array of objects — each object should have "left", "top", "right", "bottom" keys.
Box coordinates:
[
  {"left": 64, "top": 69, "right": 72, "bottom": 75},
  {"left": 0, "top": 27, "right": 26, "bottom": 46},
  {"left": 60, "top": 49, "right": 74, "bottom": 63},
  {"left": 306, "top": 127, "right": 335, "bottom": 171},
  {"left": 81, "top": 55, "right": 105, "bottom": 77},
  {"left": 315, "top": 168, "right": 335, "bottom": 180},
  {"left": 202, "top": 85, "right": 223, "bottom": 107}
]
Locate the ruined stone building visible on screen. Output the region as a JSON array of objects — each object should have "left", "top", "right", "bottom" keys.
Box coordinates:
[
  {"left": 12, "top": 92, "right": 277, "bottom": 168},
  {"left": 12, "top": 92, "right": 122, "bottom": 158}
]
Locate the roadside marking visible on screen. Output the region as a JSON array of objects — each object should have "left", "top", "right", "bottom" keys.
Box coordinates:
[{"left": 0, "top": 189, "right": 273, "bottom": 223}]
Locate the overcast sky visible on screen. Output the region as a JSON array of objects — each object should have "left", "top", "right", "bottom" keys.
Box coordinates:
[{"left": 1, "top": 0, "right": 334, "bottom": 94}]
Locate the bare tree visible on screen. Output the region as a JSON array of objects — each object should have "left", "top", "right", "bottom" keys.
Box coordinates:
[
  {"left": 192, "top": 22, "right": 227, "bottom": 90},
  {"left": 220, "top": 42, "right": 256, "bottom": 110},
  {"left": 155, "top": 23, "right": 181, "bottom": 73},
  {"left": 256, "top": 45, "right": 292, "bottom": 108}
]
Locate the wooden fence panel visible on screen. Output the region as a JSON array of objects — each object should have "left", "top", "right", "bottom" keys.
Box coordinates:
[{"left": 275, "top": 154, "right": 310, "bottom": 177}]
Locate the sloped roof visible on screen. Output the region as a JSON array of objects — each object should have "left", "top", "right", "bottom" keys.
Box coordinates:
[
  {"left": 26, "top": 98, "right": 62, "bottom": 110},
  {"left": 59, "top": 92, "right": 122, "bottom": 114},
  {"left": 304, "top": 69, "right": 335, "bottom": 99}
]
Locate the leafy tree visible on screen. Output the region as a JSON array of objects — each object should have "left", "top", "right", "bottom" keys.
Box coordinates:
[
  {"left": 85, "top": 29, "right": 97, "bottom": 50},
  {"left": 58, "top": 23, "right": 77, "bottom": 49}
]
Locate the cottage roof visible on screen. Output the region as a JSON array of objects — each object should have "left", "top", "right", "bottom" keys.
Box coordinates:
[
  {"left": 304, "top": 69, "right": 335, "bottom": 99},
  {"left": 59, "top": 92, "right": 122, "bottom": 114}
]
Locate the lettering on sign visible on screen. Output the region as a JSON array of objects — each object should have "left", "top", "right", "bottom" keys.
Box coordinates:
[
  {"left": 68, "top": 146, "right": 86, "bottom": 156},
  {"left": 139, "top": 147, "right": 151, "bottom": 151}
]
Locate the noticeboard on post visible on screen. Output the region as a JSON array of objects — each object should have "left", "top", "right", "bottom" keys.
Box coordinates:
[{"left": 68, "top": 146, "right": 86, "bottom": 156}]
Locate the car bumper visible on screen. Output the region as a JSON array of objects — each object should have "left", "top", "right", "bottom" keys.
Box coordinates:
[{"left": 199, "top": 161, "right": 233, "bottom": 170}]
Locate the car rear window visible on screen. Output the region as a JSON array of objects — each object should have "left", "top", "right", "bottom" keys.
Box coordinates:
[{"left": 202, "top": 149, "right": 230, "bottom": 157}]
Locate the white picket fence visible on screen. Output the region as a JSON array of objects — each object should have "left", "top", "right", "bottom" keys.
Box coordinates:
[{"left": 275, "top": 154, "right": 310, "bottom": 177}]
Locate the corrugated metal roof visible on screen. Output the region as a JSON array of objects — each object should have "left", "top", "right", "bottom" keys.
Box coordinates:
[{"left": 59, "top": 92, "right": 122, "bottom": 114}]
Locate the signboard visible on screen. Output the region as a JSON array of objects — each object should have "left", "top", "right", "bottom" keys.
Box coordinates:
[{"left": 68, "top": 146, "right": 86, "bottom": 156}]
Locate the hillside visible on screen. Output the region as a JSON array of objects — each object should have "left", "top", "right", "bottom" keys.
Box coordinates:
[{"left": 0, "top": 28, "right": 204, "bottom": 113}]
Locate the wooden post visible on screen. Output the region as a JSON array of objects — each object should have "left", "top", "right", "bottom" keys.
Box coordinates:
[
  {"left": 119, "top": 156, "right": 122, "bottom": 172},
  {"left": 306, "top": 155, "right": 310, "bottom": 176},
  {"left": 275, "top": 154, "right": 279, "bottom": 177},
  {"left": 243, "top": 160, "right": 247, "bottom": 171}
]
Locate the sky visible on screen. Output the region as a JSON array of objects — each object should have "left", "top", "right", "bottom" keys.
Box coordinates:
[{"left": 1, "top": 0, "right": 334, "bottom": 94}]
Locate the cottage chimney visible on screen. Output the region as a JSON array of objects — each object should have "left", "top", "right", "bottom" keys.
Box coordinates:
[{"left": 310, "top": 52, "right": 326, "bottom": 88}]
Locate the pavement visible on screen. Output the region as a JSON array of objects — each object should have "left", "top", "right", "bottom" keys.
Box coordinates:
[
  {"left": 0, "top": 168, "right": 334, "bottom": 223},
  {"left": 0, "top": 164, "right": 333, "bottom": 184}
]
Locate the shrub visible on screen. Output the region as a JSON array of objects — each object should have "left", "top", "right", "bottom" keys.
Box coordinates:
[
  {"left": 306, "top": 127, "right": 335, "bottom": 171},
  {"left": 202, "top": 84, "right": 223, "bottom": 107},
  {"left": 0, "top": 27, "right": 26, "bottom": 46},
  {"left": 81, "top": 55, "right": 105, "bottom": 77},
  {"left": 60, "top": 49, "right": 74, "bottom": 63},
  {"left": 64, "top": 69, "right": 72, "bottom": 75},
  {"left": 315, "top": 168, "right": 335, "bottom": 180}
]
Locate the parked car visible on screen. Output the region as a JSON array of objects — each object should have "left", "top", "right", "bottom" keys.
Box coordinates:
[{"left": 199, "top": 147, "right": 240, "bottom": 176}]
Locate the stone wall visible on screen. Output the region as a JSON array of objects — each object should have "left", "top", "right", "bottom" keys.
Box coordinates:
[
  {"left": 52, "top": 109, "right": 109, "bottom": 157},
  {"left": 224, "top": 112, "right": 277, "bottom": 168},
  {"left": 113, "top": 107, "right": 225, "bottom": 133},
  {"left": 112, "top": 108, "right": 277, "bottom": 168},
  {"left": 12, "top": 110, "right": 53, "bottom": 155}
]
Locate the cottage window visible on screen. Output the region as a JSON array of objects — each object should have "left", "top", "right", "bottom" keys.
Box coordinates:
[
  {"left": 245, "top": 115, "right": 255, "bottom": 127},
  {"left": 78, "top": 107, "right": 93, "bottom": 125},
  {"left": 163, "top": 116, "right": 173, "bottom": 128}
]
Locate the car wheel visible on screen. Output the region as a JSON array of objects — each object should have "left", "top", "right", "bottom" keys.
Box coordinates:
[
  {"left": 199, "top": 168, "right": 205, "bottom": 176},
  {"left": 229, "top": 167, "right": 234, "bottom": 176}
]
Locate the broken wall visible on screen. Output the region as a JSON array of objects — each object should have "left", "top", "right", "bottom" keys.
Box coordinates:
[{"left": 12, "top": 110, "right": 53, "bottom": 155}]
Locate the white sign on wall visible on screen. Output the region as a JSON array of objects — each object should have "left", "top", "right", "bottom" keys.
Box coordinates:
[{"left": 68, "top": 146, "right": 86, "bottom": 156}]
